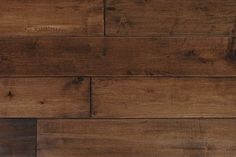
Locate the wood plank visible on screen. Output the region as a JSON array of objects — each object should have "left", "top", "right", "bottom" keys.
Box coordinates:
[
  {"left": 37, "top": 119, "right": 236, "bottom": 157},
  {"left": 0, "top": 77, "right": 90, "bottom": 118},
  {"left": 106, "top": 0, "right": 236, "bottom": 36},
  {"left": 0, "top": 0, "right": 103, "bottom": 36},
  {"left": 92, "top": 78, "right": 236, "bottom": 118},
  {"left": 0, "top": 37, "right": 235, "bottom": 76},
  {"left": 0, "top": 119, "right": 36, "bottom": 157}
]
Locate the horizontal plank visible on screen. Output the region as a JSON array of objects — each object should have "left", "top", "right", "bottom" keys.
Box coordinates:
[
  {"left": 0, "top": 37, "right": 235, "bottom": 76},
  {"left": 38, "top": 119, "right": 236, "bottom": 157},
  {"left": 0, "top": 77, "right": 90, "bottom": 118},
  {"left": 106, "top": 0, "right": 236, "bottom": 36},
  {"left": 0, "top": 119, "right": 36, "bottom": 157},
  {"left": 0, "top": 0, "right": 103, "bottom": 36},
  {"left": 92, "top": 78, "right": 236, "bottom": 118}
]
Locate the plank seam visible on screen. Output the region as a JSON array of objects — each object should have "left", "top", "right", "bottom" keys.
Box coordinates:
[
  {"left": 34, "top": 117, "right": 236, "bottom": 120},
  {"left": 1, "top": 76, "right": 236, "bottom": 78},
  {"left": 103, "top": 0, "right": 106, "bottom": 36},
  {"left": 89, "top": 77, "right": 93, "bottom": 118},
  {"left": 35, "top": 119, "right": 37, "bottom": 157}
]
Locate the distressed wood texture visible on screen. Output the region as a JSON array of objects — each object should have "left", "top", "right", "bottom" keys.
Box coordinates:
[
  {"left": 92, "top": 78, "right": 236, "bottom": 118},
  {"left": 0, "top": 37, "right": 236, "bottom": 76},
  {"left": 0, "top": 77, "right": 90, "bottom": 118},
  {"left": 0, "top": 119, "right": 36, "bottom": 157},
  {"left": 106, "top": 0, "right": 236, "bottom": 36},
  {"left": 38, "top": 119, "right": 236, "bottom": 157},
  {"left": 0, "top": 0, "right": 103, "bottom": 36}
]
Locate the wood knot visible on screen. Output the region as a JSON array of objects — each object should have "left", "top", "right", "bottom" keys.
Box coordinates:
[
  {"left": 40, "top": 101, "right": 45, "bottom": 104},
  {"left": 184, "top": 50, "right": 197, "bottom": 58},
  {"left": 63, "top": 77, "right": 85, "bottom": 90},
  {"left": 72, "top": 77, "right": 84, "bottom": 84},
  {"left": 6, "top": 91, "right": 14, "bottom": 98}
]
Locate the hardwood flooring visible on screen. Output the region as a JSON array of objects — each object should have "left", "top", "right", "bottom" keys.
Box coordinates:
[{"left": 0, "top": 0, "right": 235, "bottom": 157}]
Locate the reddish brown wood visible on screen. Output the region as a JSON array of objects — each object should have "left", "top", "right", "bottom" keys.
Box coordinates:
[
  {"left": 37, "top": 119, "right": 236, "bottom": 157},
  {"left": 0, "top": 77, "right": 90, "bottom": 118},
  {"left": 0, "top": 0, "right": 104, "bottom": 36},
  {"left": 0, "top": 37, "right": 235, "bottom": 76},
  {"left": 106, "top": 0, "right": 236, "bottom": 36},
  {"left": 92, "top": 77, "right": 236, "bottom": 118}
]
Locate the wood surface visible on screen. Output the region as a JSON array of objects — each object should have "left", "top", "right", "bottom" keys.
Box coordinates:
[
  {"left": 106, "top": 0, "right": 236, "bottom": 36},
  {"left": 0, "top": 119, "right": 36, "bottom": 157},
  {"left": 0, "top": 0, "right": 104, "bottom": 36},
  {"left": 0, "top": 37, "right": 235, "bottom": 76},
  {"left": 0, "top": 1, "right": 236, "bottom": 157},
  {"left": 37, "top": 119, "right": 236, "bottom": 157},
  {"left": 92, "top": 77, "right": 236, "bottom": 118},
  {"left": 0, "top": 77, "right": 90, "bottom": 118}
]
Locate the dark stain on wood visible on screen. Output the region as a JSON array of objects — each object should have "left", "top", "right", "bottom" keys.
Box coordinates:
[
  {"left": 40, "top": 101, "right": 45, "bottom": 104},
  {"left": 102, "top": 47, "right": 108, "bottom": 56},
  {"left": 183, "top": 50, "right": 214, "bottom": 64},
  {"left": 26, "top": 40, "right": 39, "bottom": 51},
  {"left": 63, "top": 77, "right": 85, "bottom": 90},
  {"left": 6, "top": 91, "right": 14, "bottom": 99},
  {"left": 226, "top": 37, "right": 236, "bottom": 63},
  {"left": 135, "top": 0, "right": 151, "bottom": 5}
]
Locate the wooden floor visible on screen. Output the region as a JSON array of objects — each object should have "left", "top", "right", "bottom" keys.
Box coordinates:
[{"left": 0, "top": 0, "right": 236, "bottom": 157}]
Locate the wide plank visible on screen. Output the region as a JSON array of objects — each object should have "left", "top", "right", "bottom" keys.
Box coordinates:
[
  {"left": 37, "top": 119, "right": 236, "bottom": 157},
  {"left": 106, "top": 0, "right": 236, "bottom": 36},
  {"left": 0, "top": 77, "right": 90, "bottom": 118},
  {"left": 0, "top": 119, "right": 36, "bottom": 157},
  {"left": 0, "top": 37, "right": 235, "bottom": 76},
  {"left": 0, "top": 0, "right": 103, "bottom": 36},
  {"left": 92, "top": 77, "right": 236, "bottom": 118}
]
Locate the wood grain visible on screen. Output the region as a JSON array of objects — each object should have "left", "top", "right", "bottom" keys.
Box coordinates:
[
  {"left": 106, "top": 0, "right": 236, "bottom": 36},
  {"left": 92, "top": 78, "right": 236, "bottom": 118},
  {"left": 0, "top": 119, "right": 36, "bottom": 157},
  {"left": 38, "top": 119, "right": 236, "bottom": 157},
  {"left": 0, "top": 37, "right": 235, "bottom": 76},
  {"left": 0, "top": 77, "right": 90, "bottom": 118},
  {"left": 0, "top": 0, "right": 103, "bottom": 36}
]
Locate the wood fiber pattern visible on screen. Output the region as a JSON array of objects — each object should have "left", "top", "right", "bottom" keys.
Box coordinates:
[
  {"left": 106, "top": 0, "right": 236, "bottom": 36},
  {"left": 0, "top": 0, "right": 236, "bottom": 157},
  {"left": 0, "top": 0, "right": 104, "bottom": 36}
]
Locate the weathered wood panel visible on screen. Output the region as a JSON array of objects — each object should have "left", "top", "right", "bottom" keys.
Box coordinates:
[
  {"left": 37, "top": 119, "right": 236, "bottom": 157},
  {"left": 0, "top": 0, "right": 103, "bottom": 36},
  {"left": 0, "top": 77, "right": 90, "bottom": 118},
  {"left": 0, "top": 119, "right": 36, "bottom": 157},
  {"left": 0, "top": 37, "right": 235, "bottom": 76},
  {"left": 92, "top": 78, "right": 236, "bottom": 118},
  {"left": 106, "top": 0, "right": 236, "bottom": 36}
]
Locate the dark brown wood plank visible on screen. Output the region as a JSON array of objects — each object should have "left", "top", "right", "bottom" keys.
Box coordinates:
[
  {"left": 0, "top": 77, "right": 89, "bottom": 118},
  {"left": 0, "top": 0, "right": 103, "bottom": 36},
  {"left": 0, "top": 119, "right": 36, "bottom": 157},
  {"left": 0, "top": 37, "right": 235, "bottom": 76},
  {"left": 106, "top": 0, "right": 236, "bottom": 36},
  {"left": 37, "top": 119, "right": 236, "bottom": 157},
  {"left": 92, "top": 78, "right": 236, "bottom": 118}
]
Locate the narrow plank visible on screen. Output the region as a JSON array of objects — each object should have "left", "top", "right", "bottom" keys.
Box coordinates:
[
  {"left": 92, "top": 78, "right": 236, "bottom": 118},
  {"left": 106, "top": 0, "right": 236, "bottom": 36},
  {"left": 38, "top": 119, "right": 236, "bottom": 157},
  {"left": 0, "top": 37, "right": 235, "bottom": 76},
  {"left": 0, "top": 77, "right": 89, "bottom": 118},
  {"left": 0, "top": 119, "right": 36, "bottom": 157},
  {"left": 0, "top": 0, "right": 103, "bottom": 36}
]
